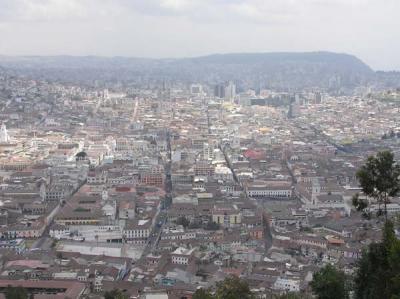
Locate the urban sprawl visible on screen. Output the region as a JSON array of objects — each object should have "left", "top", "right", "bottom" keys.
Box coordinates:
[{"left": 1, "top": 73, "right": 400, "bottom": 298}]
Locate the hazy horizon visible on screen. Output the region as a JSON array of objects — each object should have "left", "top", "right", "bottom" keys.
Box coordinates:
[{"left": 1, "top": 0, "right": 399, "bottom": 71}]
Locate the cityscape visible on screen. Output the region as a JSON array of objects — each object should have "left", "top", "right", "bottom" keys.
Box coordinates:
[{"left": 1, "top": 1, "right": 400, "bottom": 299}]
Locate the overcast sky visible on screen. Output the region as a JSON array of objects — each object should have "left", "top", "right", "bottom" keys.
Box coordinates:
[{"left": 0, "top": 0, "right": 399, "bottom": 70}]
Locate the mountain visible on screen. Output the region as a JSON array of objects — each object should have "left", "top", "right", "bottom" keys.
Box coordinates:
[{"left": 0, "top": 52, "right": 397, "bottom": 91}]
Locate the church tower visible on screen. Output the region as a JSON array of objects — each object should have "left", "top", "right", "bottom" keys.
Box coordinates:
[{"left": 0, "top": 123, "right": 10, "bottom": 143}]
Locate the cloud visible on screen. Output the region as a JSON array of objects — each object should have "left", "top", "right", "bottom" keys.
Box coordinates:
[
  {"left": 0, "top": 0, "right": 399, "bottom": 70},
  {"left": 0, "top": 0, "right": 363, "bottom": 24}
]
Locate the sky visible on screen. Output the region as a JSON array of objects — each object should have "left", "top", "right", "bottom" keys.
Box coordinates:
[{"left": 0, "top": 0, "right": 399, "bottom": 70}]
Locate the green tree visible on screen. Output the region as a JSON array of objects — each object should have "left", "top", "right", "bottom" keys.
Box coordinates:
[
  {"left": 5, "top": 286, "right": 28, "bottom": 299},
  {"left": 355, "top": 150, "right": 400, "bottom": 220},
  {"left": 274, "top": 293, "right": 311, "bottom": 299},
  {"left": 176, "top": 216, "right": 190, "bottom": 228},
  {"left": 352, "top": 193, "right": 370, "bottom": 219},
  {"left": 215, "top": 275, "right": 254, "bottom": 299},
  {"left": 205, "top": 221, "right": 220, "bottom": 231},
  {"left": 354, "top": 220, "right": 400, "bottom": 299},
  {"left": 192, "top": 276, "right": 253, "bottom": 299},
  {"left": 310, "top": 264, "right": 349, "bottom": 299},
  {"left": 192, "top": 288, "right": 214, "bottom": 299},
  {"left": 104, "top": 289, "right": 128, "bottom": 299}
]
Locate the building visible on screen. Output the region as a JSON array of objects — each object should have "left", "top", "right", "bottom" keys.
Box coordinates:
[
  {"left": 0, "top": 123, "right": 10, "bottom": 143},
  {"left": 123, "top": 219, "right": 152, "bottom": 244},
  {"left": 212, "top": 204, "right": 242, "bottom": 227},
  {"left": 171, "top": 247, "right": 195, "bottom": 265},
  {"left": 225, "top": 81, "right": 236, "bottom": 101},
  {"left": 0, "top": 280, "right": 86, "bottom": 299},
  {"left": 214, "top": 84, "right": 225, "bottom": 98},
  {"left": 273, "top": 277, "right": 300, "bottom": 292},
  {"left": 246, "top": 181, "right": 292, "bottom": 198}
]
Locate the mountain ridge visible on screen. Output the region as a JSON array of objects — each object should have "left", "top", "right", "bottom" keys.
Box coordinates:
[{"left": 0, "top": 52, "right": 398, "bottom": 90}]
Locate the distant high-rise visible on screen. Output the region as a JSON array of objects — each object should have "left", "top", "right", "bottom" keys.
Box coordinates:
[
  {"left": 315, "top": 92, "right": 322, "bottom": 104},
  {"left": 0, "top": 123, "right": 10, "bottom": 143},
  {"left": 190, "top": 84, "right": 203, "bottom": 95},
  {"left": 225, "top": 81, "right": 236, "bottom": 102},
  {"left": 214, "top": 84, "right": 225, "bottom": 98}
]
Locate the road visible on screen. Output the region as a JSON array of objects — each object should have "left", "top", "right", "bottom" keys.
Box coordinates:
[
  {"left": 132, "top": 98, "right": 139, "bottom": 121},
  {"left": 139, "top": 130, "right": 172, "bottom": 258},
  {"left": 31, "top": 223, "right": 53, "bottom": 250}
]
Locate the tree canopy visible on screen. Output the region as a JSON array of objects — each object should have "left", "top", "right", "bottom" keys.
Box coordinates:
[
  {"left": 354, "top": 220, "right": 400, "bottom": 299},
  {"left": 104, "top": 289, "right": 129, "bottom": 299},
  {"left": 192, "top": 276, "right": 254, "bottom": 299},
  {"left": 354, "top": 150, "right": 400, "bottom": 219},
  {"left": 310, "top": 264, "right": 349, "bottom": 299},
  {"left": 4, "top": 286, "right": 28, "bottom": 299}
]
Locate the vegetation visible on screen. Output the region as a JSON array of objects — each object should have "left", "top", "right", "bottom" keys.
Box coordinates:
[
  {"left": 310, "top": 264, "right": 349, "bottom": 299},
  {"left": 312, "top": 150, "right": 400, "bottom": 299},
  {"left": 354, "top": 220, "right": 400, "bottom": 299},
  {"left": 4, "top": 286, "right": 28, "bottom": 299},
  {"left": 192, "top": 288, "right": 215, "bottom": 299},
  {"left": 273, "top": 293, "right": 311, "bottom": 299},
  {"left": 205, "top": 221, "right": 220, "bottom": 231},
  {"left": 192, "top": 276, "right": 254, "bottom": 299},
  {"left": 175, "top": 216, "right": 190, "bottom": 228},
  {"left": 352, "top": 150, "right": 400, "bottom": 219},
  {"left": 104, "top": 289, "right": 129, "bottom": 299}
]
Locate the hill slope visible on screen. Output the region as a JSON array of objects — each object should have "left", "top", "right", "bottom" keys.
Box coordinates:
[{"left": 0, "top": 52, "right": 390, "bottom": 90}]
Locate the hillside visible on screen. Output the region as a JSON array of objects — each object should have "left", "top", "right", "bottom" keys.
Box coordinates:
[{"left": 0, "top": 52, "right": 397, "bottom": 90}]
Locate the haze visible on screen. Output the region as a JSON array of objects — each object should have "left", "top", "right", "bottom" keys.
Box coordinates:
[{"left": 0, "top": 0, "right": 399, "bottom": 70}]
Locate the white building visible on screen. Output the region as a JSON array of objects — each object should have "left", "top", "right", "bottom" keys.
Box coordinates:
[
  {"left": 225, "top": 81, "right": 236, "bottom": 102},
  {"left": 123, "top": 219, "right": 152, "bottom": 243},
  {"left": 246, "top": 181, "right": 292, "bottom": 198},
  {"left": 214, "top": 165, "right": 234, "bottom": 182},
  {"left": 273, "top": 277, "right": 300, "bottom": 292},
  {"left": 0, "top": 123, "right": 10, "bottom": 143},
  {"left": 171, "top": 247, "right": 195, "bottom": 265}
]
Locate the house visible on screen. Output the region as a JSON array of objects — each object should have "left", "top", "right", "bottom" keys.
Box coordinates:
[
  {"left": 170, "top": 247, "right": 195, "bottom": 265},
  {"left": 246, "top": 181, "right": 292, "bottom": 198}
]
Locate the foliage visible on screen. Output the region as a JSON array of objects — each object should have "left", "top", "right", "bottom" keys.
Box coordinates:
[
  {"left": 215, "top": 275, "right": 254, "bottom": 299},
  {"left": 205, "top": 221, "right": 220, "bottom": 231},
  {"left": 352, "top": 193, "right": 371, "bottom": 219},
  {"left": 176, "top": 216, "right": 190, "bottom": 228},
  {"left": 5, "top": 286, "right": 28, "bottom": 299},
  {"left": 192, "top": 276, "right": 254, "bottom": 299},
  {"left": 355, "top": 150, "right": 400, "bottom": 219},
  {"left": 192, "top": 288, "right": 214, "bottom": 299},
  {"left": 273, "top": 293, "right": 311, "bottom": 299},
  {"left": 104, "top": 289, "right": 128, "bottom": 299},
  {"left": 310, "top": 264, "right": 349, "bottom": 299},
  {"left": 354, "top": 220, "right": 400, "bottom": 299}
]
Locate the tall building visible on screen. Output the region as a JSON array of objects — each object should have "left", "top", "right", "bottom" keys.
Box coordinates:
[
  {"left": 225, "top": 81, "right": 236, "bottom": 102},
  {"left": 0, "top": 123, "right": 10, "bottom": 144},
  {"left": 190, "top": 84, "right": 203, "bottom": 96},
  {"left": 214, "top": 84, "right": 225, "bottom": 98},
  {"left": 315, "top": 92, "right": 322, "bottom": 104}
]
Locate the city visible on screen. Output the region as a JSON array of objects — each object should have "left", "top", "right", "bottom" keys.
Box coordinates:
[{"left": 0, "top": 1, "right": 400, "bottom": 299}]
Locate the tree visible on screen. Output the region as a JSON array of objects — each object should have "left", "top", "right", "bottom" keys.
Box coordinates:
[
  {"left": 274, "top": 293, "right": 311, "bottom": 299},
  {"left": 354, "top": 220, "right": 400, "bottom": 299},
  {"left": 205, "top": 221, "right": 220, "bottom": 231},
  {"left": 352, "top": 193, "right": 370, "bottom": 219},
  {"left": 310, "top": 264, "right": 349, "bottom": 299},
  {"left": 215, "top": 275, "right": 254, "bottom": 299},
  {"left": 104, "top": 289, "right": 128, "bottom": 299},
  {"left": 355, "top": 151, "right": 400, "bottom": 220},
  {"left": 5, "top": 286, "right": 28, "bottom": 299},
  {"left": 176, "top": 216, "right": 190, "bottom": 228},
  {"left": 192, "top": 276, "right": 254, "bottom": 299},
  {"left": 192, "top": 288, "right": 214, "bottom": 299}
]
